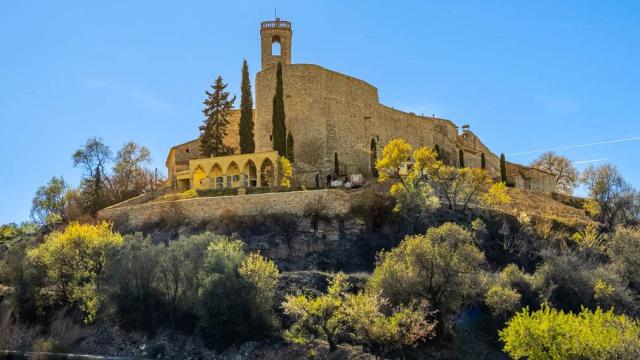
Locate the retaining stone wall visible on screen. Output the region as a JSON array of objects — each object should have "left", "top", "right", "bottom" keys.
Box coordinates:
[{"left": 97, "top": 189, "right": 355, "bottom": 227}]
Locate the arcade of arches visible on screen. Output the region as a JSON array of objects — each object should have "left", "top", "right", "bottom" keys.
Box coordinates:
[{"left": 174, "top": 151, "right": 279, "bottom": 192}]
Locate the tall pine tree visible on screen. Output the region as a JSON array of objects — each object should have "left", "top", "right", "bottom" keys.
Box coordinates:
[
  {"left": 272, "top": 62, "right": 287, "bottom": 156},
  {"left": 458, "top": 149, "right": 465, "bottom": 168},
  {"left": 199, "top": 76, "right": 236, "bottom": 157},
  {"left": 239, "top": 59, "right": 255, "bottom": 154}
]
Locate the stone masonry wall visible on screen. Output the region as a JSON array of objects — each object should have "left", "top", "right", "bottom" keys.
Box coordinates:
[
  {"left": 255, "top": 64, "right": 463, "bottom": 179},
  {"left": 97, "top": 189, "right": 355, "bottom": 227},
  {"left": 166, "top": 109, "right": 248, "bottom": 180},
  {"left": 507, "top": 162, "right": 556, "bottom": 193},
  {"left": 253, "top": 62, "right": 556, "bottom": 191}
]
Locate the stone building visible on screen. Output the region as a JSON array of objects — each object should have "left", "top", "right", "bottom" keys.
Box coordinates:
[{"left": 166, "top": 18, "right": 555, "bottom": 193}]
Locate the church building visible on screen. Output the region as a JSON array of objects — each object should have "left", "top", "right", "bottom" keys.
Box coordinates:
[{"left": 165, "top": 18, "right": 556, "bottom": 193}]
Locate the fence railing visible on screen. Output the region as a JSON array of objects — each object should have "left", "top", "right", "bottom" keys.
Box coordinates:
[{"left": 261, "top": 20, "right": 291, "bottom": 30}]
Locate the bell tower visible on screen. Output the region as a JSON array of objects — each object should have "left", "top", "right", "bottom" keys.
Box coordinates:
[{"left": 260, "top": 18, "right": 292, "bottom": 70}]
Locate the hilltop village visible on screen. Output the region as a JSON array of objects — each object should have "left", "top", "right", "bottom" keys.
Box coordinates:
[
  {"left": 5, "top": 15, "right": 639, "bottom": 360},
  {"left": 163, "top": 18, "right": 555, "bottom": 197}
]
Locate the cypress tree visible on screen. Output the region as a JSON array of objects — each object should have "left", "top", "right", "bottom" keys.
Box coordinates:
[
  {"left": 286, "top": 131, "right": 295, "bottom": 163},
  {"left": 239, "top": 59, "right": 255, "bottom": 154},
  {"left": 500, "top": 153, "right": 507, "bottom": 183},
  {"left": 334, "top": 153, "right": 339, "bottom": 175},
  {"left": 434, "top": 144, "right": 441, "bottom": 161},
  {"left": 199, "top": 76, "right": 236, "bottom": 157},
  {"left": 459, "top": 149, "right": 465, "bottom": 168},
  {"left": 481, "top": 153, "right": 486, "bottom": 169},
  {"left": 370, "top": 138, "right": 378, "bottom": 177},
  {"left": 272, "top": 62, "right": 287, "bottom": 156}
]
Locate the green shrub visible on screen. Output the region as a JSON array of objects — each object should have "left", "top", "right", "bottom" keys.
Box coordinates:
[
  {"left": 345, "top": 292, "right": 437, "bottom": 359},
  {"left": 105, "top": 233, "right": 166, "bottom": 331},
  {"left": 485, "top": 285, "right": 520, "bottom": 317},
  {"left": 608, "top": 227, "right": 640, "bottom": 288},
  {"left": 158, "top": 233, "right": 214, "bottom": 329},
  {"left": 368, "top": 223, "right": 486, "bottom": 331},
  {"left": 283, "top": 273, "right": 351, "bottom": 352},
  {"left": 498, "top": 264, "right": 537, "bottom": 309},
  {"left": 1, "top": 239, "right": 46, "bottom": 322},
  {"left": 197, "top": 237, "right": 279, "bottom": 349},
  {"left": 533, "top": 253, "right": 596, "bottom": 313},
  {"left": 196, "top": 188, "right": 238, "bottom": 197},
  {"left": 500, "top": 305, "right": 640, "bottom": 360}
]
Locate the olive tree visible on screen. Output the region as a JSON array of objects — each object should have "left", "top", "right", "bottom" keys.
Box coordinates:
[{"left": 368, "top": 223, "right": 486, "bottom": 331}]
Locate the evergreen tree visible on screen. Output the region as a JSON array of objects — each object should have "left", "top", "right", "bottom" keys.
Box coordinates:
[
  {"left": 459, "top": 149, "right": 465, "bottom": 168},
  {"left": 272, "top": 62, "right": 287, "bottom": 156},
  {"left": 334, "top": 153, "right": 339, "bottom": 175},
  {"left": 239, "top": 60, "right": 255, "bottom": 154},
  {"left": 286, "top": 131, "right": 295, "bottom": 163},
  {"left": 500, "top": 153, "right": 507, "bottom": 183},
  {"left": 481, "top": 153, "right": 486, "bottom": 170},
  {"left": 370, "top": 139, "right": 378, "bottom": 177},
  {"left": 199, "top": 76, "right": 236, "bottom": 157}
]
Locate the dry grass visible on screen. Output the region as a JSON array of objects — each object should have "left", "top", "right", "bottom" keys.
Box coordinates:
[{"left": 496, "top": 188, "right": 594, "bottom": 227}]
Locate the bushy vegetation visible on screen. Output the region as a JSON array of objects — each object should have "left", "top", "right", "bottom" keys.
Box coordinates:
[
  {"left": 27, "top": 222, "right": 123, "bottom": 323},
  {"left": 0, "top": 224, "right": 281, "bottom": 350},
  {"left": 2, "top": 137, "right": 640, "bottom": 358},
  {"left": 500, "top": 305, "right": 640, "bottom": 359},
  {"left": 29, "top": 138, "right": 162, "bottom": 224},
  {"left": 368, "top": 222, "right": 486, "bottom": 332},
  {"left": 283, "top": 273, "right": 437, "bottom": 358},
  {"left": 375, "top": 139, "right": 510, "bottom": 227}
]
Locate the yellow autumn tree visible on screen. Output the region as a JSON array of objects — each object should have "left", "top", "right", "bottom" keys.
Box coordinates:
[
  {"left": 375, "top": 139, "right": 440, "bottom": 231},
  {"left": 375, "top": 138, "right": 412, "bottom": 183},
  {"left": 376, "top": 138, "right": 510, "bottom": 213},
  {"left": 482, "top": 181, "right": 512, "bottom": 207},
  {"left": 27, "top": 222, "right": 123, "bottom": 323},
  {"left": 278, "top": 156, "right": 293, "bottom": 189}
]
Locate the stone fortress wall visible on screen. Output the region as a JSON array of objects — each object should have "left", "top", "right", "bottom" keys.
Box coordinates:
[
  {"left": 252, "top": 18, "right": 553, "bottom": 190},
  {"left": 166, "top": 18, "right": 556, "bottom": 193},
  {"left": 255, "top": 63, "right": 513, "bottom": 183},
  {"left": 99, "top": 189, "right": 355, "bottom": 227}
]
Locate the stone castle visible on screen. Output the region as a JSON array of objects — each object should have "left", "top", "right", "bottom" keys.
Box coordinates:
[{"left": 165, "top": 18, "right": 555, "bottom": 193}]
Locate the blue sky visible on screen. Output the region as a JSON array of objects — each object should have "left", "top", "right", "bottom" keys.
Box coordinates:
[{"left": 1, "top": 1, "right": 639, "bottom": 224}]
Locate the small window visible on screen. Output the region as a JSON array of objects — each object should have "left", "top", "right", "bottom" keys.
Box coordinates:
[
  {"left": 270, "top": 135, "right": 273, "bottom": 141},
  {"left": 232, "top": 175, "right": 240, "bottom": 182},
  {"left": 215, "top": 177, "right": 224, "bottom": 189},
  {"left": 272, "top": 37, "right": 281, "bottom": 56},
  {"left": 185, "top": 148, "right": 189, "bottom": 153}
]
